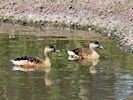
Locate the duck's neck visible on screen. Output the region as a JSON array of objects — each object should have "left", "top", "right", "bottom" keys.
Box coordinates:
[
  {"left": 44, "top": 52, "right": 51, "bottom": 67},
  {"left": 89, "top": 47, "right": 95, "bottom": 51},
  {"left": 44, "top": 52, "right": 49, "bottom": 59}
]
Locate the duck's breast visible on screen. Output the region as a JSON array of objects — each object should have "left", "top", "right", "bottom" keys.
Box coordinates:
[{"left": 87, "top": 51, "right": 100, "bottom": 59}]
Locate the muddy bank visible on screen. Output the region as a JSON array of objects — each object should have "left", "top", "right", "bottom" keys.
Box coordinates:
[
  {"left": 0, "top": 0, "right": 133, "bottom": 52},
  {"left": 0, "top": 22, "right": 106, "bottom": 40}
]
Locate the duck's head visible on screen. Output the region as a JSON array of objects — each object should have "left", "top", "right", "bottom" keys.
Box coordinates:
[
  {"left": 89, "top": 41, "right": 104, "bottom": 49},
  {"left": 44, "top": 45, "right": 60, "bottom": 53}
]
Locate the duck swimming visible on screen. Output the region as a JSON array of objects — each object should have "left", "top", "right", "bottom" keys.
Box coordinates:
[
  {"left": 67, "top": 41, "right": 104, "bottom": 60},
  {"left": 10, "top": 45, "right": 60, "bottom": 71}
]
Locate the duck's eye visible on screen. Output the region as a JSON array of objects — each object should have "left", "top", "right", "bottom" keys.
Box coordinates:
[
  {"left": 90, "top": 41, "right": 99, "bottom": 45},
  {"left": 48, "top": 45, "right": 54, "bottom": 48},
  {"left": 94, "top": 41, "right": 99, "bottom": 45}
]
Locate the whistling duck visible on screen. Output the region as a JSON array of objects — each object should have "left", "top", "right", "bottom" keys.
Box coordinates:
[
  {"left": 67, "top": 41, "right": 104, "bottom": 60},
  {"left": 10, "top": 45, "right": 60, "bottom": 71}
]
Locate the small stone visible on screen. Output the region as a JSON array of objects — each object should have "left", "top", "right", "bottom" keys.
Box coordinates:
[
  {"left": 88, "top": 27, "right": 91, "bottom": 31},
  {"left": 68, "top": 6, "right": 73, "bottom": 9}
]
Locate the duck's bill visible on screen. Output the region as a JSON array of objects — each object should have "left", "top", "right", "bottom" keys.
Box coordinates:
[
  {"left": 54, "top": 49, "right": 60, "bottom": 52},
  {"left": 99, "top": 46, "right": 104, "bottom": 49}
]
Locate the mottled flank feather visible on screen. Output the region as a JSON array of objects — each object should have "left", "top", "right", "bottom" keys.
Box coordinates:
[
  {"left": 72, "top": 48, "right": 93, "bottom": 59},
  {"left": 14, "top": 56, "right": 42, "bottom": 63}
]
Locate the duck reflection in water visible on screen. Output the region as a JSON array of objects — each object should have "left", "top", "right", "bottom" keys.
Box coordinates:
[
  {"left": 67, "top": 41, "right": 103, "bottom": 74},
  {"left": 43, "top": 63, "right": 53, "bottom": 86},
  {"left": 78, "top": 59, "right": 100, "bottom": 74}
]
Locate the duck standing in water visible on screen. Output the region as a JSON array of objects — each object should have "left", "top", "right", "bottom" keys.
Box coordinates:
[
  {"left": 10, "top": 45, "right": 60, "bottom": 71},
  {"left": 67, "top": 41, "right": 104, "bottom": 60}
]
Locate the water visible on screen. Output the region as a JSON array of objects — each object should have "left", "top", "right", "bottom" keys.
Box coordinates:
[{"left": 0, "top": 23, "right": 133, "bottom": 100}]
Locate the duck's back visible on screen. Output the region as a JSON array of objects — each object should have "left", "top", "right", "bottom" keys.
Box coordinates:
[{"left": 14, "top": 56, "right": 41, "bottom": 63}]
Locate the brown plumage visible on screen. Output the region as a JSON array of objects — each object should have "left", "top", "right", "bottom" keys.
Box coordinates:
[
  {"left": 72, "top": 48, "right": 93, "bottom": 59},
  {"left": 67, "top": 41, "right": 104, "bottom": 60},
  {"left": 11, "top": 45, "right": 60, "bottom": 71}
]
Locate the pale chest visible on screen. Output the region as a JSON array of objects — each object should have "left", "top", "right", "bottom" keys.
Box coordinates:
[
  {"left": 44, "top": 58, "right": 51, "bottom": 67},
  {"left": 87, "top": 51, "right": 100, "bottom": 59}
]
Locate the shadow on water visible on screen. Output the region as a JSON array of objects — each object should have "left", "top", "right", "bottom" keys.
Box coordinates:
[{"left": 0, "top": 23, "right": 133, "bottom": 100}]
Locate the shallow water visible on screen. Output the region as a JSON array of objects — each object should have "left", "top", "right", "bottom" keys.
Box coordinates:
[{"left": 0, "top": 23, "right": 133, "bottom": 100}]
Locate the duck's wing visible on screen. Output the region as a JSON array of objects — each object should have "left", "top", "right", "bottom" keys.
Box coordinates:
[
  {"left": 67, "top": 48, "right": 93, "bottom": 60},
  {"left": 11, "top": 56, "right": 42, "bottom": 66},
  {"left": 72, "top": 48, "right": 93, "bottom": 59},
  {"left": 15, "top": 56, "right": 42, "bottom": 62}
]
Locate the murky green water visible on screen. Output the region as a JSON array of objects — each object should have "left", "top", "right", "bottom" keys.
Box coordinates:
[{"left": 0, "top": 23, "right": 133, "bottom": 100}]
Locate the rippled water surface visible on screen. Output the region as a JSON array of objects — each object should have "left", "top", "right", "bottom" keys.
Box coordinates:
[{"left": 0, "top": 23, "right": 133, "bottom": 100}]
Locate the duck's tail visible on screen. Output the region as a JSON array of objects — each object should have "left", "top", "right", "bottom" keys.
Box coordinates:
[
  {"left": 12, "top": 66, "right": 23, "bottom": 71},
  {"left": 10, "top": 60, "right": 35, "bottom": 71},
  {"left": 10, "top": 60, "right": 19, "bottom": 66},
  {"left": 67, "top": 51, "right": 79, "bottom": 60},
  {"left": 10, "top": 60, "right": 27, "bottom": 66}
]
